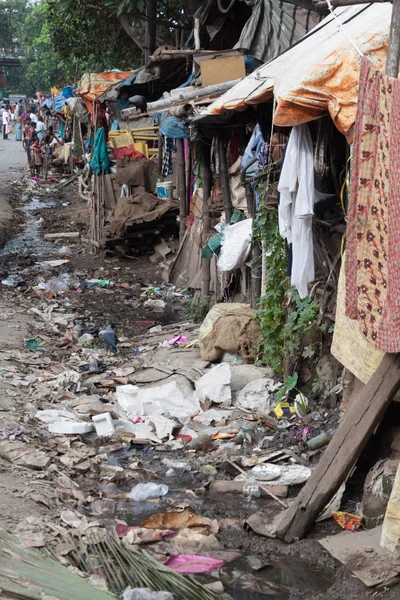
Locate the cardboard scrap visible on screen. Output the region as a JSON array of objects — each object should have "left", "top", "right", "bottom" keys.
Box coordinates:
[{"left": 319, "top": 526, "right": 400, "bottom": 587}]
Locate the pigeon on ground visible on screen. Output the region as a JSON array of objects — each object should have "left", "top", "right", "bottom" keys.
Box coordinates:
[{"left": 100, "top": 324, "right": 118, "bottom": 353}]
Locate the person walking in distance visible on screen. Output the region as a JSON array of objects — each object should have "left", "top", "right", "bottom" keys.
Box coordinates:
[{"left": 2, "top": 107, "right": 9, "bottom": 139}]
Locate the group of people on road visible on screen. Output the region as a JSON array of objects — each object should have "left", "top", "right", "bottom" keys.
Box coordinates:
[{"left": 0, "top": 101, "right": 62, "bottom": 176}]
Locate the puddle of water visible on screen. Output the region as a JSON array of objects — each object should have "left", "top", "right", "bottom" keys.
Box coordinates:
[
  {"left": 221, "top": 555, "right": 335, "bottom": 599},
  {"left": 21, "top": 197, "right": 56, "bottom": 212},
  {"left": 0, "top": 196, "right": 55, "bottom": 260}
]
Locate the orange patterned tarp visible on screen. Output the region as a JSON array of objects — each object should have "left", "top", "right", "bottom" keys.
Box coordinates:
[
  {"left": 76, "top": 71, "right": 134, "bottom": 114},
  {"left": 207, "top": 4, "right": 393, "bottom": 138}
]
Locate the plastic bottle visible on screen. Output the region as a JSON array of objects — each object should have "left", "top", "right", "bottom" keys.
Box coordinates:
[{"left": 307, "top": 430, "right": 334, "bottom": 450}]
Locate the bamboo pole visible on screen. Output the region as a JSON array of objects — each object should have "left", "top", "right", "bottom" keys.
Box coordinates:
[
  {"left": 177, "top": 138, "right": 187, "bottom": 241},
  {"left": 218, "top": 133, "right": 233, "bottom": 225},
  {"left": 201, "top": 140, "right": 212, "bottom": 298}
]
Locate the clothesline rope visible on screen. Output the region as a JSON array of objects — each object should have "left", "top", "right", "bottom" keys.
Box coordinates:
[{"left": 326, "top": 0, "right": 364, "bottom": 58}]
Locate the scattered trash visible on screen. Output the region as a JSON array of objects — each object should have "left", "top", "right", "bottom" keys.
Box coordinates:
[
  {"left": 58, "top": 245, "right": 72, "bottom": 255},
  {"left": 149, "top": 325, "right": 163, "bottom": 334},
  {"left": 141, "top": 509, "right": 218, "bottom": 535},
  {"left": 93, "top": 413, "right": 115, "bottom": 437},
  {"left": 307, "top": 430, "right": 334, "bottom": 450},
  {"left": 0, "top": 426, "right": 24, "bottom": 441},
  {"left": 129, "top": 483, "right": 169, "bottom": 501},
  {"left": 123, "top": 589, "right": 173, "bottom": 600},
  {"left": 243, "top": 477, "right": 261, "bottom": 499},
  {"left": 79, "top": 279, "right": 111, "bottom": 290},
  {"left": 80, "top": 359, "right": 107, "bottom": 374},
  {"left": 25, "top": 339, "right": 46, "bottom": 352},
  {"left": 168, "top": 335, "right": 188, "bottom": 345},
  {"left": 36, "top": 409, "right": 94, "bottom": 435},
  {"left": 143, "top": 299, "right": 166, "bottom": 312},
  {"left": 237, "top": 378, "right": 281, "bottom": 415},
  {"left": 99, "top": 324, "right": 118, "bottom": 353},
  {"left": 37, "top": 259, "right": 70, "bottom": 268},
  {"left": 163, "top": 555, "right": 224, "bottom": 574},
  {"left": 332, "top": 511, "right": 363, "bottom": 531},
  {"left": 78, "top": 333, "right": 95, "bottom": 346},
  {"left": 250, "top": 464, "right": 281, "bottom": 481},
  {"left": 194, "top": 363, "right": 232, "bottom": 407}
]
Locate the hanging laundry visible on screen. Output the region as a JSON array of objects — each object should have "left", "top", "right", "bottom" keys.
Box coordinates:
[
  {"left": 240, "top": 123, "right": 264, "bottom": 177},
  {"left": 90, "top": 127, "right": 110, "bottom": 175},
  {"left": 346, "top": 57, "right": 400, "bottom": 352},
  {"left": 278, "top": 123, "right": 314, "bottom": 298},
  {"left": 162, "top": 136, "right": 173, "bottom": 177}
]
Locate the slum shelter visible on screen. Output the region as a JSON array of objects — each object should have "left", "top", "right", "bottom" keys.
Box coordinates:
[
  {"left": 82, "top": 59, "right": 201, "bottom": 258},
  {"left": 199, "top": 1, "right": 400, "bottom": 584},
  {"left": 101, "top": 0, "right": 328, "bottom": 297}
]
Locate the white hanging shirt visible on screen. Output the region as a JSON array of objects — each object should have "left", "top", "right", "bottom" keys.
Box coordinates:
[{"left": 278, "top": 124, "right": 315, "bottom": 298}]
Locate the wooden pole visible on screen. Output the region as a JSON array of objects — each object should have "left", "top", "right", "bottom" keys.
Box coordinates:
[
  {"left": 186, "top": 140, "right": 192, "bottom": 218},
  {"left": 246, "top": 183, "right": 261, "bottom": 308},
  {"left": 201, "top": 140, "right": 212, "bottom": 298},
  {"left": 125, "top": 79, "right": 241, "bottom": 116},
  {"left": 218, "top": 134, "right": 233, "bottom": 225},
  {"left": 177, "top": 138, "right": 187, "bottom": 241},
  {"left": 387, "top": 0, "right": 400, "bottom": 77}
]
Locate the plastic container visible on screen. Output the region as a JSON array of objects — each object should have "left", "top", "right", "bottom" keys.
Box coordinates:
[
  {"left": 243, "top": 477, "right": 260, "bottom": 499},
  {"left": 307, "top": 430, "right": 334, "bottom": 450},
  {"left": 156, "top": 181, "right": 173, "bottom": 199}
]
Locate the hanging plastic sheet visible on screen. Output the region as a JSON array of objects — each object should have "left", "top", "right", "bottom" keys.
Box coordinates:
[{"left": 159, "top": 116, "right": 189, "bottom": 139}]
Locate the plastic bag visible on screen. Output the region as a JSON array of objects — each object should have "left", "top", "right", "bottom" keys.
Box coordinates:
[
  {"left": 123, "top": 589, "right": 173, "bottom": 600},
  {"left": 128, "top": 482, "right": 169, "bottom": 502},
  {"left": 218, "top": 218, "right": 252, "bottom": 272}
]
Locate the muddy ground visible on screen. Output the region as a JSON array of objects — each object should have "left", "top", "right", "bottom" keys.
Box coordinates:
[{"left": 0, "top": 137, "right": 395, "bottom": 600}]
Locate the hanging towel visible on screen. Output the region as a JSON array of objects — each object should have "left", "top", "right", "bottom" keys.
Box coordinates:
[
  {"left": 90, "top": 127, "right": 110, "bottom": 175},
  {"left": 277, "top": 123, "right": 315, "bottom": 298}
]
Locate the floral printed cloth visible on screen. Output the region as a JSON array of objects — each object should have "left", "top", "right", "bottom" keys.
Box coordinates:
[{"left": 346, "top": 57, "right": 400, "bottom": 351}]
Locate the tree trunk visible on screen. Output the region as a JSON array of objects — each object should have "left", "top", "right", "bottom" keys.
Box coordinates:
[
  {"left": 119, "top": 13, "right": 144, "bottom": 53},
  {"left": 145, "top": 0, "right": 157, "bottom": 65}
]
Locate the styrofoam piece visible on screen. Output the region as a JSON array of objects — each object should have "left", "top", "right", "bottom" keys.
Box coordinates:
[
  {"left": 48, "top": 421, "right": 94, "bottom": 435},
  {"left": 92, "top": 413, "right": 115, "bottom": 437}
]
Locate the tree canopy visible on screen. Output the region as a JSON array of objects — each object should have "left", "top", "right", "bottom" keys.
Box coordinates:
[{"left": 0, "top": 0, "right": 199, "bottom": 96}]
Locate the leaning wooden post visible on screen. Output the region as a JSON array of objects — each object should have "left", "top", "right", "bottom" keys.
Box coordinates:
[
  {"left": 201, "top": 139, "right": 212, "bottom": 298},
  {"left": 218, "top": 133, "right": 233, "bottom": 224},
  {"left": 177, "top": 138, "right": 187, "bottom": 241},
  {"left": 275, "top": 0, "right": 400, "bottom": 542}
]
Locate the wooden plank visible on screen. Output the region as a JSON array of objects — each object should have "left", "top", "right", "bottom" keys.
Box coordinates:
[
  {"left": 44, "top": 232, "right": 80, "bottom": 240},
  {"left": 275, "top": 353, "right": 400, "bottom": 542}
]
